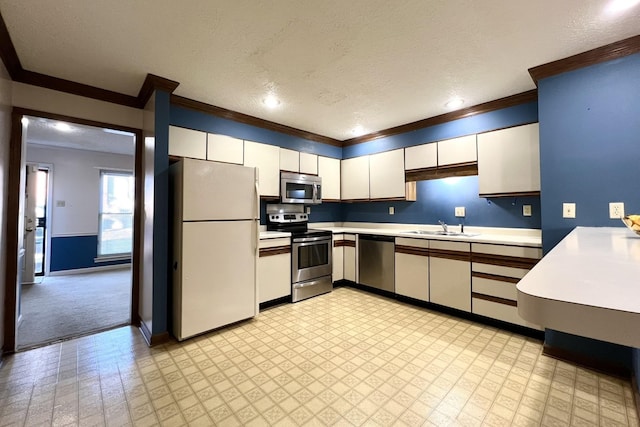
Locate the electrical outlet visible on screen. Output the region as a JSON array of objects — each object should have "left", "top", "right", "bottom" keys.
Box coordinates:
[
  {"left": 609, "top": 202, "right": 624, "bottom": 219},
  {"left": 306, "top": 207, "right": 311, "bottom": 214},
  {"left": 455, "top": 207, "right": 465, "bottom": 217},
  {"left": 523, "top": 205, "right": 532, "bottom": 217},
  {"left": 563, "top": 203, "right": 576, "bottom": 219},
  {"left": 389, "top": 206, "right": 395, "bottom": 215}
]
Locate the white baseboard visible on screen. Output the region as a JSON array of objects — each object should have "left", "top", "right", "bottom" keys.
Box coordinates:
[{"left": 48, "top": 263, "right": 131, "bottom": 276}]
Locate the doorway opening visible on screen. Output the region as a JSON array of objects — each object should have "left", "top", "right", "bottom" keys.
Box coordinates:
[{"left": 6, "top": 112, "right": 142, "bottom": 351}]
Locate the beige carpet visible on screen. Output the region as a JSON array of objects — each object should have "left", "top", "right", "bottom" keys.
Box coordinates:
[{"left": 17, "top": 268, "right": 132, "bottom": 349}]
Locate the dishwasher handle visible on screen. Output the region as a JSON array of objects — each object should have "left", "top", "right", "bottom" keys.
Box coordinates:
[{"left": 359, "top": 234, "right": 394, "bottom": 243}]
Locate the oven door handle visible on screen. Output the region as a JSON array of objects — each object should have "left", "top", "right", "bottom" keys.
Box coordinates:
[{"left": 293, "top": 236, "right": 332, "bottom": 244}]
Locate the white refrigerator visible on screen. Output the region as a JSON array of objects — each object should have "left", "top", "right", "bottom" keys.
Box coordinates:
[{"left": 171, "top": 158, "right": 259, "bottom": 341}]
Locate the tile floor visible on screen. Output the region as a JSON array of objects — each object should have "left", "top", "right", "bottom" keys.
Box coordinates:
[{"left": 0, "top": 287, "right": 638, "bottom": 426}]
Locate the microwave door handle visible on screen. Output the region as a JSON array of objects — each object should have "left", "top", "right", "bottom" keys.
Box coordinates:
[{"left": 313, "top": 183, "right": 318, "bottom": 202}]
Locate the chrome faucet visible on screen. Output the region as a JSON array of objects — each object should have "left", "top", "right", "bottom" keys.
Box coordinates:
[{"left": 438, "top": 220, "right": 448, "bottom": 233}]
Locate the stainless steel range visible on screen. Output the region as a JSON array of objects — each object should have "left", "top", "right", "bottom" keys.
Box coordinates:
[{"left": 266, "top": 204, "right": 332, "bottom": 302}]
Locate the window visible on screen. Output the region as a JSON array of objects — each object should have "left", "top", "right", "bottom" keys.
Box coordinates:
[{"left": 98, "top": 170, "right": 134, "bottom": 257}]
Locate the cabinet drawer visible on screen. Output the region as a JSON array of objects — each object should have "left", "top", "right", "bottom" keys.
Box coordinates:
[
  {"left": 472, "top": 275, "right": 518, "bottom": 301},
  {"left": 472, "top": 297, "right": 542, "bottom": 330},
  {"left": 472, "top": 263, "right": 530, "bottom": 279},
  {"left": 396, "top": 237, "right": 429, "bottom": 249},
  {"left": 430, "top": 240, "right": 469, "bottom": 252},
  {"left": 472, "top": 243, "right": 541, "bottom": 259},
  {"left": 259, "top": 237, "right": 291, "bottom": 249}
]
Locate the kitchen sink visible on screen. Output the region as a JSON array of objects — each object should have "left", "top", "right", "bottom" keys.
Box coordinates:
[{"left": 403, "top": 230, "right": 479, "bottom": 237}]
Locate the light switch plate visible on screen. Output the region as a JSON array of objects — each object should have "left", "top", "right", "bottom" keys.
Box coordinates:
[
  {"left": 563, "top": 203, "right": 576, "bottom": 218},
  {"left": 523, "top": 205, "right": 532, "bottom": 216},
  {"left": 56, "top": 200, "right": 65, "bottom": 207},
  {"left": 455, "top": 207, "right": 465, "bottom": 217},
  {"left": 389, "top": 206, "right": 394, "bottom": 215}
]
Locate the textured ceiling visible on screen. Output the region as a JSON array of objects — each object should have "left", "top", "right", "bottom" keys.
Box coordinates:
[
  {"left": 25, "top": 117, "right": 135, "bottom": 156},
  {"left": 2, "top": 1, "right": 639, "bottom": 141}
]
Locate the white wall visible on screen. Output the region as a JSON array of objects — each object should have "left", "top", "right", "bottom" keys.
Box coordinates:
[
  {"left": 0, "top": 59, "right": 12, "bottom": 352},
  {"left": 12, "top": 82, "right": 143, "bottom": 130},
  {"left": 26, "top": 145, "right": 134, "bottom": 237}
]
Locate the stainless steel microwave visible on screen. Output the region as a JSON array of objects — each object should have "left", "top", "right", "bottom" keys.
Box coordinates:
[{"left": 280, "top": 172, "right": 322, "bottom": 204}]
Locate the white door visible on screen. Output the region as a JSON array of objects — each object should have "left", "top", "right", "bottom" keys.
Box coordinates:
[
  {"left": 182, "top": 158, "right": 257, "bottom": 221},
  {"left": 22, "top": 164, "right": 38, "bottom": 284},
  {"left": 179, "top": 220, "right": 257, "bottom": 339}
]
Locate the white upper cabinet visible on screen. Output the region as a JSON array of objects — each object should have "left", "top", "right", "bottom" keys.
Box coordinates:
[
  {"left": 437, "top": 134, "right": 477, "bottom": 166},
  {"left": 317, "top": 156, "right": 341, "bottom": 201},
  {"left": 169, "top": 126, "right": 207, "bottom": 159},
  {"left": 369, "top": 149, "right": 406, "bottom": 199},
  {"left": 279, "top": 148, "right": 299, "bottom": 172},
  {"left": 341, "top": 156, "right": 370, "bottom": 200},
  {"left": 243, "top": 141, "right": 280, "bottom": 197},
  {"left": 207, "top": 134, "right": 244, "bottom": 164},
  {"left": 300, "top": 152, "right": 318, "bottom": 175},
  {"left": 477, "top": 123, "right": 540, "bottom": 196},
  {"left": 405, "top": 143, "right": 437, "bottom": 170}
]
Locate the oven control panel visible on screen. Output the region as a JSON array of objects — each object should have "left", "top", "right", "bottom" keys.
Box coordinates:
[{"left": 269, "top": 213, "right": 308, "bottom": 224}]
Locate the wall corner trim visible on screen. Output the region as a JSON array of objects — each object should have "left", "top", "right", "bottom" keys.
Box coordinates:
[
  {"left": 528, "top": 34, "right": 640, "bottom": 84},
  {"left": 137, "top": 74, "right": 180, "bottom": 108}
]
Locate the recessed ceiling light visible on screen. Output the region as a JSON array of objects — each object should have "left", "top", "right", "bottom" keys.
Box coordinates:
[
  {"left": 263, "top": 95, "right": 281, "bottom": 108},
  {"left": 606, "top": 0, "right": 640, "bottom": 13},
  {"left": 54, "top": 122, "right": 72, "bottom": 132},
  {"left": 445, "top": 98, "right": 465, "bottom": 109}
]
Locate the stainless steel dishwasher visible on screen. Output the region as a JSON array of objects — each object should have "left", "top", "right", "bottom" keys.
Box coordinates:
[{"left": 358, "top": 234, "right": 395, "bottom": 292}]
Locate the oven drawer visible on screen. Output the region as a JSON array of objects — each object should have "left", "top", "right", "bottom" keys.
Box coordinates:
[{"left": 292, "top": 275, "right": 332, "bottom": 302}]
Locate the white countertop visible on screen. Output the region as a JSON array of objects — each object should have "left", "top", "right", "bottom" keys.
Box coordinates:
[
  {"left": 517, "top": 227, "right": 640, "bottom": 347},
  {"left": 313, "top": 224, "right": 541, "bottom": 247},
  {"left": 259, "top": 231, "right": 291, "bottom": 239}
]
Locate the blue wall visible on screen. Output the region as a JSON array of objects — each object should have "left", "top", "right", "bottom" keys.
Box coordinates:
[
  {"left": 50, "top": 235, "right": 131, "bottom": 271},
  {"left": 170, "top": 106, "right": 342, "bottom": 159},
  {"left": 538, "top": 53, "right": 640, "bottom": 253},
  {"left": 343, "top": 102, "right": 538, "bottom": 158},
  {"left": 343, "top": 176, "right": 541, "bottom": 229},
  {"left": 538, "top": 53, "right": 640, "bottom": 384},
  {"left": 342, "top": 102, "right": 541, "bottom": 228}
]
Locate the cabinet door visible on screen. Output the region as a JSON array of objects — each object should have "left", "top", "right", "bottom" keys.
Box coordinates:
[
  {"left": 169, "top": 126, "right": 207, "bottom": 159},
  {"left": 318, "top": 156, "right": 341, "bottom": 201},
  {"left": 477, "top": 123, "right": 540, "bottom": 196},
  {"left": 300, "top": 152, "right": 318, "bottom": 175},
  {"left": 437, "top": 134, "right": 477, "bottom": 166},
  {"left": 258, "top": 253, "right": 291, "bottom": 303},
  {"left": 369, "top": 149, "right": 405, "bottom": 199},
  {"left": 429, "top": 241, "right": 471, "bottom": 312},
  {"left": 341, "top": 156, "right": 369, "bottom": 200},
  {"left": 405, "top": 143, "right": 437, "bottom": 170},
  {"left": 244, "top": 141, "right": 280, "bottom": 197},
  {"left": 332, "top": 234, "right": 344, "bottom": 281},
  {"left": 279, "top": 148, "right": 299, "bottom": 172},
  {"left": 207, "top": 134, "right": 244, "bottom": 164},
  {"left": 343, "top": 234, "right": 356, "bottom": 282},
  {"left": 395, "top": 238, "right": 429, "bottom": 301}
]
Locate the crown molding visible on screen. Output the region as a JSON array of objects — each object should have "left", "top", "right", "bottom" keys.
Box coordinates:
[
  {"left": 342, "top": 90, "right": 538, "bottom": 146},
  {"left": 529, "top": 34, "right": 640, "bottom": 84},
  {"left": 170, "top": 94, "right": 343, "bottom": 147},
  {"left": 137, "top": 74, "right": 180, "bottom": 107}
]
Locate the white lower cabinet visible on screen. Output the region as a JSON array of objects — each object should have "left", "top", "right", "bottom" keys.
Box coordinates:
[
  {"left": 343, "top": 234, "right": 356, "bottom": 282},
  {"left": 429, "top": 241, "right": 471, "bottom": 312},
  {"left": 258, "top": 237, "right": 291, "bottom": 304},
  {"left": 394, "top": 238, "right": 429, "bottom": 301},
  {"left": 332, "top": 234, "right": 344, "bottom": 281},
  {"left": 471, "top": 243, "right": 542, "bottom": 330}
]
